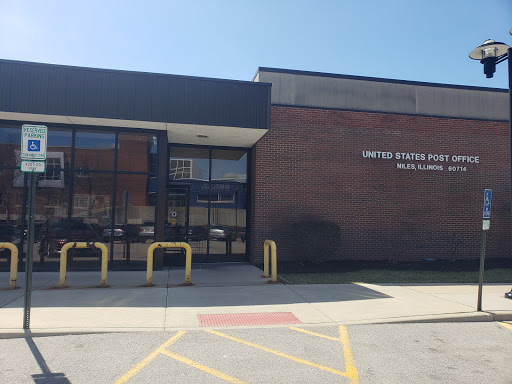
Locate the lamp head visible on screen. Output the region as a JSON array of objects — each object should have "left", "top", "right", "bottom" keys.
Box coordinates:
[{"left": 469, "top": 39, "right": 510, "bottom": 78}]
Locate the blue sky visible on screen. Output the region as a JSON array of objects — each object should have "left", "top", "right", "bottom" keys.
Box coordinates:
[{"left": 0, "top": 0, "right": 511, "bottom": 89}]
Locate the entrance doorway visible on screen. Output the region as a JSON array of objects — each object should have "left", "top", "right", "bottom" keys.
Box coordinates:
[{"left": 168, "top": 146, "right": 248, "bottom": 263}]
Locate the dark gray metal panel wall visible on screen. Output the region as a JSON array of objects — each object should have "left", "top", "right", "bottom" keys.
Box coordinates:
[
  {"left": 0, "top": 60, "right": 271, "bottom": 129},
  {"left": 257, "top": 67, "right": 508, "bottom": 121}
]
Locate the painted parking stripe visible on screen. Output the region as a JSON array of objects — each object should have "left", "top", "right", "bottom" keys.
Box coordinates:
[
  {"left": 289, "top": 326, "right": 341, "bottom": 341},
  {"left": 160, "top": 349, "right": 247, "bottom": 384},
  {"left": 339, "top": 326, "right": 360, "bottom": 384},
  {"left": 289, "top": 326, "right": 359, "bottom": 384},
  {"left": 205, "top": 328, "right": 357, "bottom": 381},
  {"left": 499, "top": 322, "right": 512, "bottom": 332},
  {"left": 114, "top": 331, "right": 186, "bottom": 384}
]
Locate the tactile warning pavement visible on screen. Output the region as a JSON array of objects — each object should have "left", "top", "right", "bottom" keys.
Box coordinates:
[{"left": 198, "top": 312, "right": 302, "bottom": 327}]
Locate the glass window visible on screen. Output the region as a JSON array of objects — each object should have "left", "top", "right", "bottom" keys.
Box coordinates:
[
  {"left": 118, "top": 134, "right": 157, "bottom": 172},
  {"left": 75, "top": 131, "right": 115, "bottom": 171},
  {"left": 0, "top": 126, "right": 21, "bottom": 168},
  {"left": 68, "top": 171, "right": 112, "bottom": 268},
  {"left": 168, "top": 147, "right": 248, "bottom": 260},
  {"left": 71, "top": 171, "right": 113, "bottom": 230},
  {"left": 37, "top": 153, "right": 65, "bottom": 188},
  {"left": 211, "top": 150, "right": 247, "bottom": 182},
  {"left": 0, "top": 168, "right": 24, "bottom": 225},
  {"left": 109, "top": 174, "right": 156, "bottom": 265},
  {"left": 47, "top": 129, "right": 72, "bottom": 171},
  {"left": 169, "top": 147, "right": 209, "bottom": 181},
  {"left": 209, "top": 150, "right": 247, "bottom": 259},
  {"left": 47, "top": 129, "right": 72, "bottom": 152}
]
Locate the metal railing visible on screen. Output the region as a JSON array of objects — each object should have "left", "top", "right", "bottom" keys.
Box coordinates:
[
  {"left": 59, "top": 242, "right": 109, "bottom": 288},
  {"left": 146, "top": 242, "right": 192, "bottom": 286},
  {"left": 263, "top": 240, "right": 278, "bottom": 283},
  {"left": 0, "top": 242, "right": 18, "bottom": 289}
]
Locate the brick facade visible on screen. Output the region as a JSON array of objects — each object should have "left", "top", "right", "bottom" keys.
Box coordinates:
[{"left": 250, "top": 105, "right": 510, "bottom": 264}]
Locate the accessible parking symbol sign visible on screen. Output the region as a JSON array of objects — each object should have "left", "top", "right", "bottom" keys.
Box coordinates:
[
  {"left": 483, "top": 189, "right": 492, "bottom": 219},
  {"left": 21, "top": 125, "right": 47, "bottom": 161}
]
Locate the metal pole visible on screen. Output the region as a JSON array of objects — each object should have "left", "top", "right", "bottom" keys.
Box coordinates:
[
  {"left": 477, "top": 228, "right": 487, "bottom": 311},
  {"left": 506, "top": 48, "right": 512, "bottom": 299},
  {"left": 19, "top": 174, "right": 28, "bottom": 271},
  {"left": 23, "top": 173, "right": 36, "bottom": 329}
]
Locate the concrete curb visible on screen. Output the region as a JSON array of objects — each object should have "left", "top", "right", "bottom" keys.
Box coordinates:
[
  {"left": 2, "top": 311, "right": 512, "bottom": 339},
  {"left": 342, "top": 311, "right": 512, "bottom": 325}
]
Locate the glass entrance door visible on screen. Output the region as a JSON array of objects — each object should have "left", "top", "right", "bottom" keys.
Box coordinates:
[
  {"left": 164, "top": 185, "right": 190, "bottom": 266},
  {"left": 165, "top": 186, "right": 189, "bottom": 242},
  {"left": 168, "top": 146, "right": 247, "bottom": 262}
]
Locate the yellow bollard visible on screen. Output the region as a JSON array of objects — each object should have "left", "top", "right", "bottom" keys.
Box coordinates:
[
  {"left": 146, "top": 242, "right": 192, "bottom": 286},
  {"left": 263, "top": 240, "right": 277, "bottom": 283},
  {"left": 59, "top": 242, "right": 109, "bottom": 288},
  {"left": 0, "top": 242, "right": 19, "bottom": 289},
  {"left": 95, "top": 242, "right": 108, "bottom": 287}
]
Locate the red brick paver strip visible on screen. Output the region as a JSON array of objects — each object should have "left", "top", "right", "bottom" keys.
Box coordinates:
[{"left": 198, "top": 312, "right": 302, "bottom": 327}]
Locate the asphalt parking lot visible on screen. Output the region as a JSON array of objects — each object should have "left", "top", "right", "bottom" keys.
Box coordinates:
[
  {"left": 2, "top": 322, "right": 512, "bottom": 384},
  {"left": 115, "top": 325, "right": 358, "bottom": 384}
]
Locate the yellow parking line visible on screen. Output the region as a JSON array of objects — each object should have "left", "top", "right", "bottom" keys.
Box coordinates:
[
  {"left": 289, "top": 326, "right": 359, "bottom": 384},
  {"left": 160, "top": 349, "right": 248, "bottom": 384},
  {"left": 499, "top": 322, "right": 512, "bottom": 332},
  {"left": 205, "top": 329, "right": 351, "bottom": 378},
  {"left": 339, "top": 326, "right": 360, "bottom": 384},
  {"left": 114, "top": 331, "right": 186, "bottom": 384},
  {"left": 289, "top": 326, "right": 341, "bottom": 341}
]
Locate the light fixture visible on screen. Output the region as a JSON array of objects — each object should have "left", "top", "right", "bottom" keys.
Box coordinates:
[
  {"left": 469, "top": 32, "right": 511, "bottom": 300},
  {"left": 469, "top": 39, "right": 510, "bottom": 78}
]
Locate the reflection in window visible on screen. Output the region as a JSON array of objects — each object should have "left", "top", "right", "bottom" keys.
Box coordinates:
[
  {"left": 211, "top": 150, "right": 247, "bottom": 182},
  {"left": 118, "top": 134, "right": 156, "bottom": 172},
  {"left": 0, "top": 169, "right": 25, "bottom": 224},
  {"left": 37, "top": 153, "right": 65, "bottom": 188},
  {"left": 72, "top": 172, "right": 113, "bottom": 229},
  {"left": 0, "top": 127, "right": 21, "bottom": 168},
  {"left": 47, "top": 130, "right": 72, "bottom": 152},
  {"left": 39, "top": 158, "right": 61, "bottom": 180},
  {"left": 168, "top": 193, "right": 187, "bottom": 208},
  {"left": 197, "top": 194, "right": 235, "bottom": 203},
  {"left": 75, "top": 131, "right": 115, "bottom": 170},
  {"left": 210, "top": 150, "right": 247, "bottom": 258},
  {"left": 169, "top": 147, "right": 209, "bottom": 181},
  {"left": 169, "top": 159, "right": 196, "bottom": 180}
]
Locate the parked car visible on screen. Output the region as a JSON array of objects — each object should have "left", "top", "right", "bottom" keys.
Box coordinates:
[
  {"left": 102, "top": 224, "right": 138, "bottom": 242},
  {"left": 209, "top": 225, "right": 236, "bottom": 241},
  {"left": 187, "top": 226, "right": 207, "bottom": 241},
  {"left": 16, "top": 222, "right": 44, "bottom": 241},
  {"left": 0, "top": 223, "right": 21, "bottom": 260},
  {"left": 164, "top": 225, "right": 187, "bottom": 242},
  {"left": 38, "top": 218, "right": 101, "bottom": 259},
  {"left": 138, "top": 221, "right": 155, "bottom": 242},
  {"left": 240, "top": 227, "right": 246, "bottom": 242}
]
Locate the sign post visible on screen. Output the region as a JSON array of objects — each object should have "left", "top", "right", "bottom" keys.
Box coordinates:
[
  {"left": 20, "top": 124, "right": 47, "bottom": 329},
  {"left": 477, "top": 189, "right": 491, "bottom": 311}
]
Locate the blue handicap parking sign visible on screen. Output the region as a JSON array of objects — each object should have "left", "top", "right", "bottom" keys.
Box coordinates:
[
  {"left": 483, "top": 189, "right": 492, "bottom": 219},
  {"left": 28, "top": 140, "right": 40, "bottom": 152}
]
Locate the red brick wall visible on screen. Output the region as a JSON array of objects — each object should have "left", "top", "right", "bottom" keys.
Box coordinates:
[{"left": 250, "top": 105, "right": 511, "bottom": 264}]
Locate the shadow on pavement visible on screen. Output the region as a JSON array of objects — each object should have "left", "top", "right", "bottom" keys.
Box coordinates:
[
  {"left": 0, "top": 264, "right": 392, "bottom": 308},
  {"left": 25, "top": 333, "right": 71, "bottom": 383}
]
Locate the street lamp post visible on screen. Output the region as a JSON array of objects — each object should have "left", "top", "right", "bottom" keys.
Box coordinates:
[{"left": 469, "top": 31, "right": 512, "bottom": 299}]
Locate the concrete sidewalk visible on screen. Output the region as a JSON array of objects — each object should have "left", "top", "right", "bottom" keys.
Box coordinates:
[{"left": 1, "top": 263, "right": 511, "bottom": 337}]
